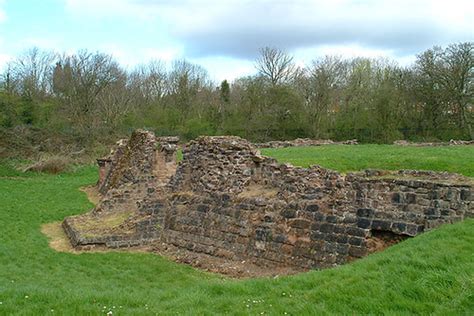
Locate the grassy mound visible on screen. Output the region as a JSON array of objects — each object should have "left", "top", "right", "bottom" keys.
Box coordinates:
[{"left": 0, "top": 145, "right": 473, "bottom": 314}]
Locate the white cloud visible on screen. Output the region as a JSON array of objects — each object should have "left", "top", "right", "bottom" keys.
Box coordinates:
[
  {"left": 190, "top": 56, "right": 256, "bottom": 83},
  {"left": 143, "top": 47, "right": 184, "bottom": 63},
  {"left": 292, "top": 44, "right": 421, "bottom": 70},
  {"left": 59, "top": 0, "right": 474, "bottom": 80},
  {"left": 98, "top": 43, "right": 184, "bottom": 70},
  {"left": 62, "top": 0, "right": 474, "bottom": 59}
]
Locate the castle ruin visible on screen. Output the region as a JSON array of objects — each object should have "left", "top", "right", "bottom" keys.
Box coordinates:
[{"left": 62, "top": 130, "right": 473, "bottom": 276}]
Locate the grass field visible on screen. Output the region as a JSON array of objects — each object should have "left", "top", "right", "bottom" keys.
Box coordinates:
[
  {"left": 0, "top": 145, "right": 473, "bottom": 315},
  {"left": 261, "top": 144, "right": 474, "bottom": 177}
]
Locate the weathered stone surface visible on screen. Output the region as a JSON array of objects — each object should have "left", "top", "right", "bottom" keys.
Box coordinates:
[{"left": 63, "top": 131, "right": 474, "bottom": 272}]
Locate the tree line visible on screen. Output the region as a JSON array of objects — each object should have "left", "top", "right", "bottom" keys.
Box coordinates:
[{"left": 0, "top": 42, "right": 472, "bottom": 153}]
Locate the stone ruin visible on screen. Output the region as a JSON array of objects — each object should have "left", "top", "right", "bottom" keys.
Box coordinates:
[
  {"left": 63, "top": 130, "right": 473, "bottom": 276},
  {"left": 393, "top": 139, "right": 474, "bottom": 146},
  {"left": 254, "top": 138, "right": 358, "bottom": 148}
]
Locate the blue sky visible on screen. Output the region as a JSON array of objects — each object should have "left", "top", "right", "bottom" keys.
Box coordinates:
[{"left": 0, "top": 0, "right": 473, "bottom": 82}]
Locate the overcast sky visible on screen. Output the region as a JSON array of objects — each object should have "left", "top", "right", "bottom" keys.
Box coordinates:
[{"left": 0, "top": 0, "right": 473, "bottom": 82}]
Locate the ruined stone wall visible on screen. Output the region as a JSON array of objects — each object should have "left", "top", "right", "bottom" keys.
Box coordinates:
[
  {"left": 97, "top": 138, "right": 128, "bottom": 194},
  {"left": 254, "top": 138, "right": 358, "bottom": 148},
  {"left": 63, "top": 130, "right": 179, "bottom": 248},
  {"left": 63, "top": 132, "right": 473, "bottom": 272},
  {"left": 393, "top": 140, "right": 474, "bottom": 146},
  {"left": 349, "top": 170, "right": 473, "bottom": 233},
  {"left": 160, "top": 137, "right": 473, "bottom": 269}
]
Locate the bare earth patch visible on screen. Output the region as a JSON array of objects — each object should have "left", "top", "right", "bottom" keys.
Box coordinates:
[
  {"left": 41, "top": 186, "right": 102, "bottom": 254},
  {"left": 41, "top": 186, "right": 141, "bottom": 254},
  {"left": 79, "top": 185, "right": 101, "bottom": 205},
  {"left": 41, "top": 221, "right": 79, "bottom": 253}
]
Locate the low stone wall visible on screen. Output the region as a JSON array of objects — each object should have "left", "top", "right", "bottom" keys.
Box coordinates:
[
  {"left": 254, "top": 138, "right": 358, "bottom": 148},
  {"left": 63, "top": 131, "right": 473, "bottom": 273},
  {"left": 394, "top": 140, "right": 474, "bottom": 146}
]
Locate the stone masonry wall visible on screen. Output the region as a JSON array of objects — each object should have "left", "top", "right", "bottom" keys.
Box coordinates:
[
  {"left": 160, "top": 137, "right": 473, "bottom": 269},
  {"left": 63, "top": 132, "right": 473, "bottom": 271},
  {"left": 63, "top": 130, "right": 179, "bottom": 248}
]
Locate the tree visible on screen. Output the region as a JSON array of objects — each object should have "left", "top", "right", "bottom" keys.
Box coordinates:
[
  {"left": 167, "top": 59, "right": 211, "bottom": 121},
  {"left": 7, "top": 47, "right": 57, "bottom": 99},
  {"left": 414, "top": 42, "right": 473, "bottom": 139},
  {"left": 220, "top": 80, "right": 230, "bottom": 103},
  {"left": 443, "top": 42, "right": 473, "bottom": 139},
  {"left": 52, "top": 50, "right": 126, "bottom": 138},
  {"left": 129, "top": 61, "right": 167, "bottom": 105},
  {"left": 303, "top": 56, "right": 348, "bottom": 137},
  {"left": 255, "top": 47, "right": 296, "bottom": 85}
]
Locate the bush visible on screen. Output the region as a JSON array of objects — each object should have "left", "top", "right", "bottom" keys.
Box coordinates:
[{"left": 23, "top": 155, "right": 72, "bottom": 174}]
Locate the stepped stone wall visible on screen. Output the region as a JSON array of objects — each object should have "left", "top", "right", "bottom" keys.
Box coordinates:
[{"left": 63, "top": 130, "right": 473, "bottom": 272}]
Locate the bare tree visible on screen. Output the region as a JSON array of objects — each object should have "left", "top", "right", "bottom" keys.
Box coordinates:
[
  {"left": 301, "top": 56, "right": 348, "bottom": 135},
  {"left": 53, "top": 50, "right": 125, "bottom": 136},
  {"left": 7, "top": 47, "right": 57, "bottom": 99},
  {"left": 97, "top": 73, "right": 133, "bottom": 129},
  {"left": 414, "top": 42, "right": 473, "bottom": 138},
  {"left": 129, "top": 61, "right": 167, "bottom": 104},
  {"left": 443, "top": 42, "right": 473, "bottom": 139},
  {"left": 255, "top": 47, "right": 296, "bottom": 85},
  {"left": 167, "top": 59, "right": 211, "bottom": 119}
]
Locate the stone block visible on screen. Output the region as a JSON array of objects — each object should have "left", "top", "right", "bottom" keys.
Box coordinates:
[
  {"left": 349, "top": 246, "right": 367, "bottom": 258},
  {"left": 336, "top": 234, "right": 348, "bottom": 244},
  {"left": 405, "top": 193, "right": 417, "bottom": 204},
  {"left": 356, "top": 218, "right": 371, "bottom": 229},
  {"left": 357, "top": 208, "right": 375, "bottom": 218},
  {"left": 406, "top": 224, "right": 423, "bottom": 236},
  {"left": 281, "top": 209, "right": 297, "bottom": 218},
  {"left": 371, "top": 220, "right": 392, "bottom": 231},
  {"left": 460, "top": 189, "right": 471, "bottom": 201},
  {"left": 346, "top": 226, "right": 367, "bottom": 237},
  {"left": 289, "top": 218, "right": 311, "bottom": 229},
  {"left": 391, "top": 193, "right": 402, "bottom": 203},
  {"left": 305, "top": 203, "right": 319, "bottom": 212},
  {"left": 348, "top": 236, "right": 364, "bottom": 246},
  {"left": 320, "top": 223, "right": 335, "bottom": 233}
]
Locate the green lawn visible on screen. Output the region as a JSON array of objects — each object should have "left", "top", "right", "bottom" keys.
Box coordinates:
[
  {"left": 261, "top": 144, "right": 474, "bottom": 177},
  {"left": 0, "top": 145, "right": 473, "bottom": 315}
]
